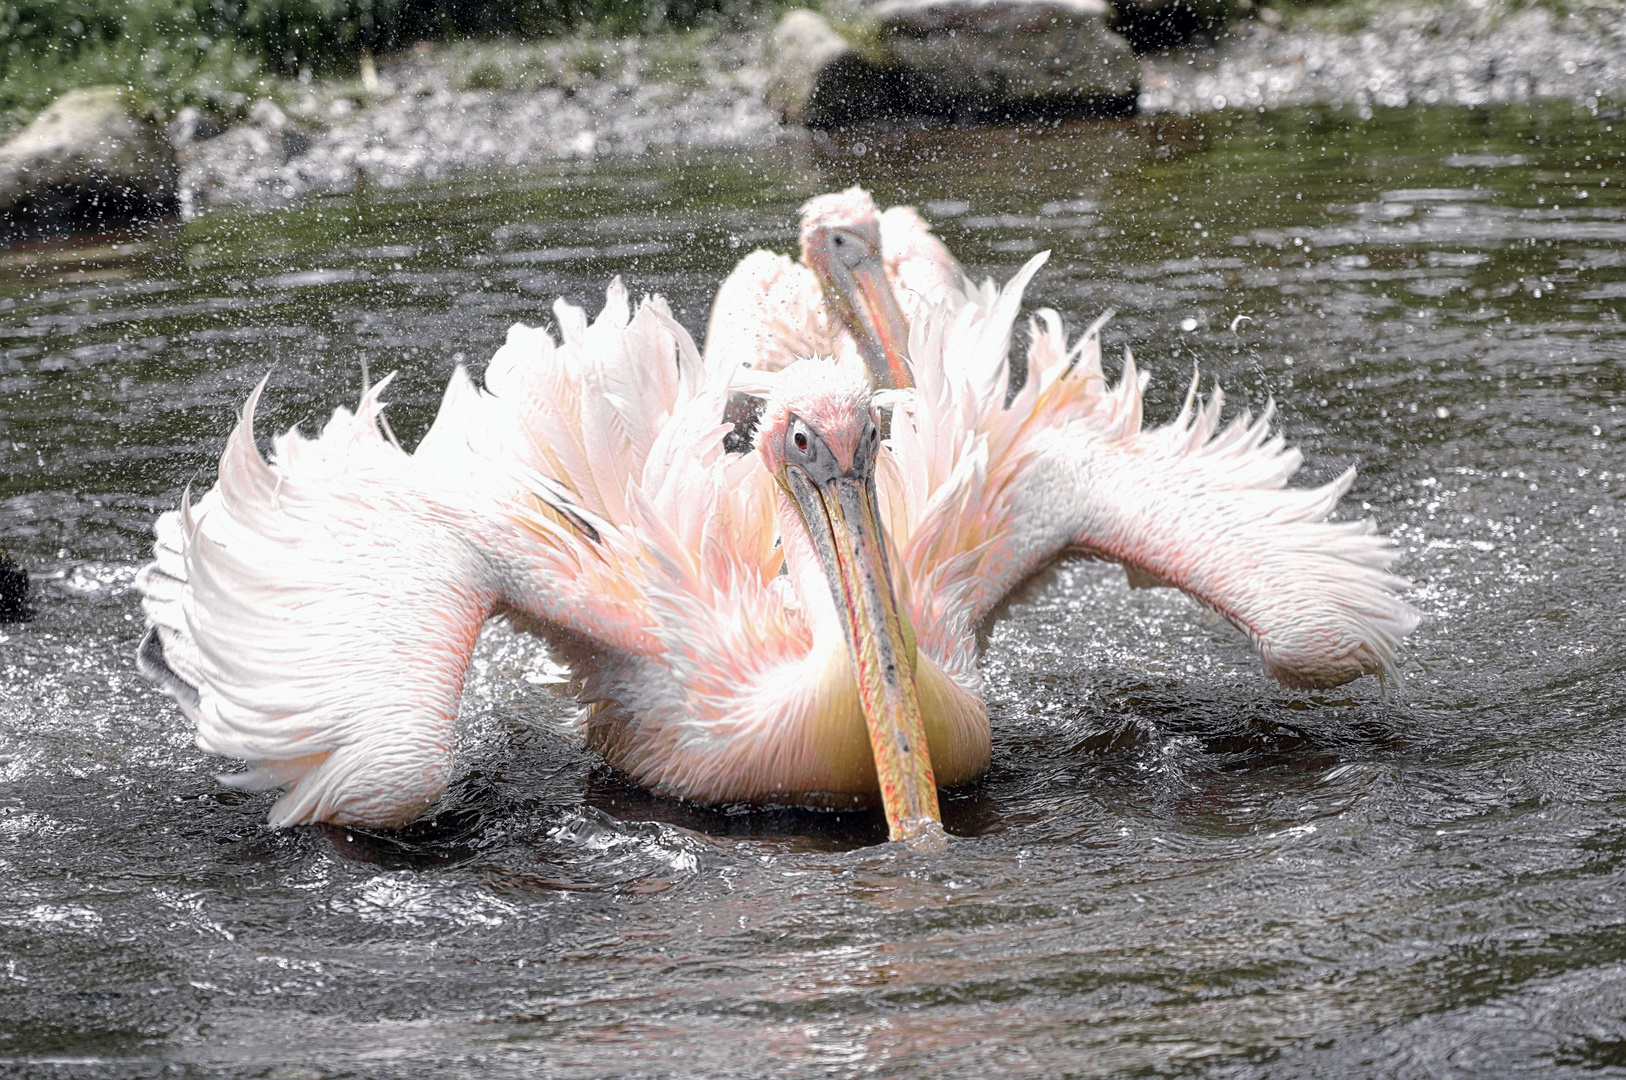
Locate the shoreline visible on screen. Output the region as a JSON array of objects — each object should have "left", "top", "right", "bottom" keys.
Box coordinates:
[
  {"left": 23, "top": 1, "right": 1626, "bottom": 221},
  {"left": 176, "top": 30, "right": 779, "bottom": 218}
]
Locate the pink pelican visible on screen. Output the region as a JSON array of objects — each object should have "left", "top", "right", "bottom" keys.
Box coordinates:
[
  {"left": 705, "top": 186, "right": 968, "bottom": 389},
  {"left": 137, "top": 263, "right": 1417, "bottom": 844}
]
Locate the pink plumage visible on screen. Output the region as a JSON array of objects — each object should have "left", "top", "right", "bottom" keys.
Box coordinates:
[{"left": 135, "top": 208, "right": 1418, "bottom": 831}]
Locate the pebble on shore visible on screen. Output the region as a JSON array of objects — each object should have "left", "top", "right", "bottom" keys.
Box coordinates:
[
  {"left": 1139, "top": 1, "right": 1626, "bottom": 116},
  {"left": 175, "top": 33, "right": 777, "bottom": 217}
]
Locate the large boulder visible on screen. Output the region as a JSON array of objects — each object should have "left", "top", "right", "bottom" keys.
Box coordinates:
[
  {"left": 0, "top": 87, "right": 178, "bottom": 241},
  {"left": 875, "top": 0, "right": 1139, "bottom": 115},
  {"left": 766, "top": 0, "right": 1139, "bottom": 127}
]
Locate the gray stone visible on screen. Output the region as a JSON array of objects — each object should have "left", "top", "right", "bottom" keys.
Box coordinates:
[
  {"left": 167, "top": 106, "right": 223, "bottom": 150},
  {"left": 247, "top": 98, "right": 311, "bottom": 161},
  {"left": 177, "top": 102, "right": 315, "bottom": 216},
  {"left": 766, "top": 0, "right": 1139, "bottom": 127},
  {"left": 871, "top": 0, "right": 1139, "bottom": 115},
  {"left": 249, "top": 99, "right": 291, "bottom": 132},
  {"left": 0, "top": 87, "right": 178, "bottom": 240}
]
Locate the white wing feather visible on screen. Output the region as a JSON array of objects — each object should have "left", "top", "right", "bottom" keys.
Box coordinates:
[
  {"left": 884, "top": 255, "right": 1420, "bottom": 690},
  {"left": 703, "top": 250, "right": 845, "bottom": 374},
  {"left": 136, "top": 282, "right": 789, "bottom": 827},
  {"left": 138, "top": 377, "right": 498, "bottom": 827}
]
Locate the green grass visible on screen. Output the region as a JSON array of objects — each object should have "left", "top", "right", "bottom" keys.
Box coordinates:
[
  {"left": 441, "top": 37, "right": 631, "bottom": 93},
  {"left": 0, "top": 2, "right": 270, "bottom": 129},
  {"left": 0, "top": 0, "right": 771, "bottom": 131}
]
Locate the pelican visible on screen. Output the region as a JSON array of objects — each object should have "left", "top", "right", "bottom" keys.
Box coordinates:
[
  {"left": 137, "top": 263, "right": 1417, "bottom": 844},
  {"left": 705, "top": 185, "right": 969, "bottom": 389}
]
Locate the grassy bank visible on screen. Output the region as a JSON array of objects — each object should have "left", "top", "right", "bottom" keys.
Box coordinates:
[{"left": 0, "top": 0, "right": 765, "bottom": 130}]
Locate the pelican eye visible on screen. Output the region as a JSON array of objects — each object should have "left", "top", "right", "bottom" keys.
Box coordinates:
[
  {"left": 787, "top": 417, "right": 817, "bottom": 460},
  {"left": 828, "top": 228, "right": 871, "bottom": 269}
]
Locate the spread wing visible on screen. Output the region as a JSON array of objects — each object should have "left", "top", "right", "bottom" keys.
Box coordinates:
[
  {"left": 136, "top": 281, "right": 783, "bottom": 828},
  {"left": 881, "top": 254, "right": 1419, "bottom": 690},
  {"left": 136, "top": 378, "right": 531, "bottom": 828}
]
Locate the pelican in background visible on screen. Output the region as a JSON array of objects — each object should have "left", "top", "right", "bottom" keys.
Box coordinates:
[
  {"left": 706, "top": 186, "right": 970, "bottom": 390},
  {"left": 137, "top": 259, "right": 1418, "bottom": 844}
]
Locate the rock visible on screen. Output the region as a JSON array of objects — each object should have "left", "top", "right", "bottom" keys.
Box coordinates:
[
  {"left": 1110, "top": 0, "right": 1235, "bottom": 53},
  {"left": 0, "top": 87, "right": 179, "bottom": 241},
  {"left": 241, "top": 99, "right": 312, "bottom": 160},
  {"left": 249, "top": 99, "right": 291, "bottom": 132},
  {"left": 177, "top": 101, "right": 314, "bottom": 217},
  {"left": 167, "top": 107, "right": 223, "bottom": 150},
  {"left": 766, "top": 11, "right": 911, "bottom": 128},
  {"left": 0, "top": 548, "right": 29, "bottom": 622},
  {"left": 871, "top": 0, "right": 1140, "bottom": 117},
  {"left": 766, "top": 1, "right": 1139, "bottom": 127}
]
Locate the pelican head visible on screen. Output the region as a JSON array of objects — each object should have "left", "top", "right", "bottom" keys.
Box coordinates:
[
  {"left": 755, "top": 361, "right": 941, "bottom": 842},
  {"left": 800, "top": 187, "right": 914, "bottom": 391}
]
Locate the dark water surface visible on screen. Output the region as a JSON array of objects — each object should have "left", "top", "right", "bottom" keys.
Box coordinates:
[{"left": 2, "top": 105, "right": 1625, "bottom": 1077}]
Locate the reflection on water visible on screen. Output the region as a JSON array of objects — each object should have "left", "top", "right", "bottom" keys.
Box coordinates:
[{"left": 2, "top": 104, "right": 1625, "bottom": 1077}]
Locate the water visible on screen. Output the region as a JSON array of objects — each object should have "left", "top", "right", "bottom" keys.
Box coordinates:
[{"left": 2, "top": 103, "right": 1624, "bottom": 1077}]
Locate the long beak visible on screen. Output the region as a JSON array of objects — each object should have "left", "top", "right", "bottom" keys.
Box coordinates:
[
  {"left": 784, "top": 466, "right": 942, "bottom": 843},
  {"left": 842, "top": 256, "right": 914, "bottom": 391}
]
